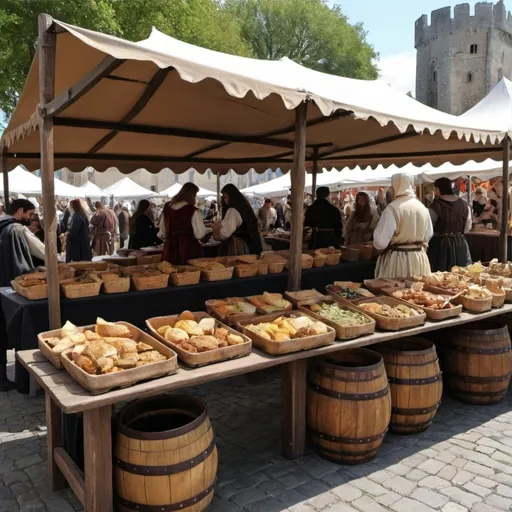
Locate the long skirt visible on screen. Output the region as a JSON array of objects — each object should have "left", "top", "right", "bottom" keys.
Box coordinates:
[
  {"left": 428, "top": 235, "right": 472, "bottom": 272},
  {"left": 375, "top": 249, "right": 431, "bottom": 279}
]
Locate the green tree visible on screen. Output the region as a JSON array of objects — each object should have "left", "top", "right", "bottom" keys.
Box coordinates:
[
  {"left": 223, "top": 0, "right": 378, "bottom": 80},
  {"left": 0, "top": 0, "right": 249, "bottom": 117}
]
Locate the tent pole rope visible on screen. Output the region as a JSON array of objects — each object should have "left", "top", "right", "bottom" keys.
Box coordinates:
[
  {"left": 311, "top": 147, "right": 318, "bottom": 199},
  {"left": 38, "top": 13, "right": 61, "bottom": 331},
  {"left": 501, "top": 137, "right": 510, "bottom": 263},
  {"left": 287, "top": 100, "right": 308, "bottom": 291},
  {"left": 2, "top": 149, "right": 8, "bottom": 210}
]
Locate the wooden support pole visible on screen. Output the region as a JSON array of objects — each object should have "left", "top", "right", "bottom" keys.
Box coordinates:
[
  {"left": 216, "top": 172, "right": 221, "bottom": 218},
  {"left": 46, "top": 394, "right": 66, "bottom": 491},
  {"left": 38, "top": 13, "right": 61, "bottom": 329},
  {"left": 311, "top": 147, "right": 318, "bottom": 199},
  {"left": 501, "top": 137, "right": 510, "bottom": 263},
  {"left": 287, "top": 101, "right": 308, "bottom": 291},
  {"left": 1, "top": 149, "right": 8, "bottom": 210}
]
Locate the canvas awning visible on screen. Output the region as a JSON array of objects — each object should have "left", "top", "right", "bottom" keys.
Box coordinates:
[
  {"left": 1, "top": 19, "right": 506, "bottom": 176},
  {"left": 159, "top": 182, "right": 215, "bottom": 198},
  {"left": 103, "top": 177, "right": 155, "bottom": 199}
]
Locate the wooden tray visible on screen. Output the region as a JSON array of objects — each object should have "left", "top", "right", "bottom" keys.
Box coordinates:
[
  {"left": 382, "top": 287, "right": 463, "bottom": 321},
  {"left": 235, "top": 263, "right": 259, "bottom": 278},
  {"left": 69, "top": 261, "right": 111, "bottom": 272},
  {"left": 200, "top": 266, "right": 234, "bottom": 282},
  {"left": 37, "top": 265, "right": 77, "bottom": 281},
  {"left": 284, "top": 289, "right": 328, "bottom": 308},
  {"left": 297, "top": 297, "right": 375, "bottom": 340},
  {"left": 363, "top": 278, "right": 406, "bottom": 295},
  {"left": 11, "top": 274, "right": 48, "bottom": 300},
  {"left": 246, "top": 295, "right": 294, "bottom": 315},
  {"left": 60, "top": 278, "right": 102, "bottom": 299},
  {"left": 351, "top": 296, "right": 426, "bottom": 331},
  {"left": 131, "top": 273, "right": 169, "bottom": 291},
  {"left": 101, "top": 276, "right": 131, "bottom": 294},
  {"left": 237, "top": 311, "right": 335, "bottom": 355},
  {"left": 102, "top": 256, "right": 137, "bottom": 267},
  {"left": 146, "top": 312, "right": 252, "bottom": 367},
  {"left": 59, "top": 322, "right": 178, "bottom": 394},
  {"left": 170, "top": 266, "right": 201, "bottom": 286},
  {"left": 326, "top": 284, "right": 376, "bottom": 305},
  {"left": 136, "top": 254, "right": 162, "bottom": 265},
  {"left": 205, "top": 298, "right": 258, "bottom": 326}
]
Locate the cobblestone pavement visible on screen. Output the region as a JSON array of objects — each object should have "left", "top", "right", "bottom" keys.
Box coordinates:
[{"left": 3, "top": 353, "right": 512, "bottom": 511}]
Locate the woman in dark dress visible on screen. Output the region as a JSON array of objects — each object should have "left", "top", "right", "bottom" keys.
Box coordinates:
[
  {"left": 212, "top": 184, "right": 262, "bottom": 256},
  {"left": 66, "top": 199, "right": 92, "bottom": 263},
  {"left": 427, "top": 177, "right": 472, "bottom": 272},
  {"left": 129, "top": 199, "right": 160, "bottom": 250}
]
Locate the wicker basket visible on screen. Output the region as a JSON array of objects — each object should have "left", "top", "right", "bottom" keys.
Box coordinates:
[
  {"left": 459, "top": 294, "right": 493, "bottom": 313},
  {"left": 169, "top": 266, "right": 201, "bottom": 286},
  {"left": 317, "top": 248, "right": 342, "bottom": 265},
  {"left": 491, "top": 291, "right": 506, "bottom": 308},
  {"left": 305, "top": 251, "right": 327, "bottom": 268},
  {"left": 359, "top": 245, "right": 375, "bottom": 261},
  {"left": 136, "top": 254, "right": 162, "bottom": 265},
  {"left": 257, "top": 262, "right": 269, "bottom": 276},
  {"left": 235, "top": 263, "right": 260, "bottom": 278},
  {"left": 60, "top": 278, "right": 102, "bottom": 299},
  {"left": 200, "top": 266, "right": 234, "bottom": 282},
  {"left": 101, "top": 275, "right": 131, "bottom": 294},
  {"left": 340, "top": 247, "right": 359, "bottom": 262},
  {"left": 11, "top": 275, "right": 48, "bottom": 300},
  {"left": 131, "top": 272, "right": 169, "bottom": 291}
]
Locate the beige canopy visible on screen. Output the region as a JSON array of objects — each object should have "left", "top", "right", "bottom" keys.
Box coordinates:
[{"left": 1, "top": 19, "right": 506, "bottom": 174}]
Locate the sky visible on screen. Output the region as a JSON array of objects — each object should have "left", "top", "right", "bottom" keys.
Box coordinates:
[{"left": 331, "top": 1, "right": 468, "bottom": 95}]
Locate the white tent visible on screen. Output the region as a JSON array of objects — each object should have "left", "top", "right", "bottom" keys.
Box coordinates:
[
  {"left": 159, "top": 182, "right": 215, "bottom": 198},
  {"left": 80, "top": 181, "right": 110, "bottom": 199},
  {"left": 54, "top": 177, "right": 84, "bottom": 198},
  {"left": 103, "top": 177, "right": 156, "bottom": 199}
]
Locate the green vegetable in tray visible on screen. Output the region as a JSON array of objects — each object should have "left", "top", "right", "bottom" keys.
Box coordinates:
[{"left": 310, "top": 303, "right": 369, "bottom": 326}]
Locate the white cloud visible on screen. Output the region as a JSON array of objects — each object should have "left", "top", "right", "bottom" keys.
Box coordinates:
[{"left": 377, "top": 51, "right": 416, "bottom": 96}]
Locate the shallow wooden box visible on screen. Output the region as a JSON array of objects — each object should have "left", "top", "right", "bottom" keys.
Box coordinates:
[
  {"left": 284, "top": 289, "right": 328, "bottom": 308},
  {"left": 285, "top": 255, "right": 314, "bottom": 270},
  {"left": 38, "top": 265, "right": 76, "bottom": 280},
  {"left": 69, "top": 261, "right": 112, "bottom": 272},
  {"left": 363, "top": 278, "right": 406, "bottom": 295},
  {"left": 205, "top": 298, "right": 258, "bottom": 326},
  {"left": 136, "top": 254, "right": 162, "bottom": 265},
  {"left": 260, "top": 260, "right": 286, "bottom": 274},
  {"left": 60, "top": 278, "right": 102, "bottom": 299},
  {"left": 234, "top": 263, "right": 260, "bottom": 278},
  {"left": 257, "top": 262, "right": 269, "bottom": 276},
  {"left": 352, "top": 296, "right": 426, "bottom": 331},
  {"left": 297, "top": 297, "right": 375, "bottom": 340},
  {"left": 304, "top": 251, "right": 327, "bottom": 268},
  {"left": 101, "top": 275, "right": 131, "bottom": 294},
  {"left": 103, "top": 256, "right": 137, "bottom": 267},
  {"left": 200, "top": 266, "right": 234, "bottom": 282},
  {"left": 326, "top": 284, "right": 376, "bottom": 305},
  {"left": 170, "top": 266, "right": 201, "bottom": 286},
  {"left": 237, "top": 311, "right": 335, "bottom": 355},
  {"left": 146, "top": 312, "right": 252, "bottom": 367},
  {"left": 12, "top": 274, "right": 48, "bottom": 300},
  {"left": 131, "top": 273, "right": 169, "bottom": 291},
  {"left": 382, "top": 287, "right": 463, "bottom": 321},
  {"left": 246, "top": 295, "right": 294, "bottom": 315}
]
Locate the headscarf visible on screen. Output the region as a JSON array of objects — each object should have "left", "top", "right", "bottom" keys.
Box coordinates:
[{"left": 391, "top": 173, "right": 416, "bottom": 199}]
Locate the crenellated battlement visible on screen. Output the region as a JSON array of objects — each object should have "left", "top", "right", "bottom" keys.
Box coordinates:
[{"left": 415, "top": 1, "right": 512, "bottom": 47}]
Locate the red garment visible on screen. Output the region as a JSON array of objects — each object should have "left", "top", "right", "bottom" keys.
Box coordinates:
[{"left": 162, "top": 203, "right": 203, "bottom": 265}]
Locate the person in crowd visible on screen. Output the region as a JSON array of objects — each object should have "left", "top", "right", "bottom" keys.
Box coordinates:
[
  {"left": 212, "top": 184, "right": 262, "bottom": 255},
  {"left": 284, "top": 195, "right": 292, "bottom": 229},
  {"left": 114, "top": 201, "right": 123, "bottom": 215},
  {"left": 205, "top": 201, "right": 217, "bottom": 222},
  {"left": 118, "top": 206, "right": 130, "bottom": 249},
  {"left": 427, "top": 177, "right": 472, "bottom": 272},
  {"left": 345, "top": 192, "right": 380, "bottom": 246},
  {"left": 90, "top": 201, "right": 118, "bottom": 255},
  {"left": 257, "top": 198, "right": 277, "bottom": 232},
  {"left": 304, "top": 186, "right": 343, "bottom": 249},
  {"left": 375, "top": 188, "right": 387, "bottom": 215},
  {"left": 129, "top": 199, "right": 160, "bottom": 250},
  {"left": 472, "top": 187, "right": 487, "bottom": 219},
  {"left": 60, "top": 205, "right": 71, "bottom": 233},
  {"left": 160, "top": 183, "right": 208, "bottom": 264},
  {"left": 66, "top": 199, "right": 92, "bottom": 263},
  {"left": 274, "top": 200, "right": 285, "bottom": 229},
  {"left": 0, "top": 199, "right": 46, "bottom": 286},
  {"left": 475, "top": 185, "right": 501, "bottom": 229},
  {"left": 385, "top": 187, "right": 394, "bottom": 205},
  {"left": 373, "top": 173, "right": 433, "bottom": 279}
]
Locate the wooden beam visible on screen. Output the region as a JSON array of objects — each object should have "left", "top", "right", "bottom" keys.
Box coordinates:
[
  {"left": 318, "top": 131, "right": 420, "bottom": 159},
  {"left": 44, "top": 56, "right": 124, "bottom": 118},
  {"left": 46, "top": 394, "right": 66, "bottom": 491},
  {"left": 54, "top": 448, "right": 85, "bottom": 506},
  {"left": 88, "top": 68, "right": 170, "bottom": 154},
  {"left": 216, "top": 172, "right": 221, "bottom": 217},
  {"left": 281, "top": 359, "right": 308, "bottom": 459},
  {"left": 501, "top": 137, "right": 510, "bottom": 263},
  {"left": 1, "top": 149, "right": 8, "bottom": 210},
  {"left": 287, "top": 101, "right": 308, "bottom": 291},
  {"left": 38, "top": 13, "right": 61, "bottom": 330},
  {"left": 57, "top": 117, "right": 298, "bottom": 151},
  {"left": 311, "top": 147, "right": 318, "bottom": 198}
]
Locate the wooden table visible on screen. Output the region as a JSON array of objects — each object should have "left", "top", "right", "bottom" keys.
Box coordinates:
[{"left": 17, "top": 305, "right": 512, "bottom": 511}]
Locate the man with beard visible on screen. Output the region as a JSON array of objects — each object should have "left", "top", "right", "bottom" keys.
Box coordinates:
[{"left": 0, "top": 199, "right": 46, "bottom": 286}]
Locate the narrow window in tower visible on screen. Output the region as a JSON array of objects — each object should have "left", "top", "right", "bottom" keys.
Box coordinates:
[
  {"left": 433, "top": 71, "right": 436, "bottom": 82},
  {"left": 470, "top": 44, "right": 478, "bottom": 54},
  {"left": 467, "top": 72, "right": 473, "bottom": 83}
]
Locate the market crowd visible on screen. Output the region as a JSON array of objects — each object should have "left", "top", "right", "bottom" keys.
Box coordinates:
[{"left": 0, "top": 175, "right": 502, "bottom": 287}]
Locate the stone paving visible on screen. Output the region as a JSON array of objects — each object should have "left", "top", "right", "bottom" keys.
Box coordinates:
[{"left": 2, "top": 353, "right": 512, "bottom": 511}]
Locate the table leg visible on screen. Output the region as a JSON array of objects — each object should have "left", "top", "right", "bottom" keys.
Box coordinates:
[
  {"left": 83, "top": 405, "right": 113, "bottom": 512},
  {"left": 281, "top": 359, "right": 308, "bottom": 459},
  {"left": 46, "top": 393, "right": 67, "bottom": 491}
]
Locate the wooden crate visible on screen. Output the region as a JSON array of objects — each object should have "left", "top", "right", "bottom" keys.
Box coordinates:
[
  {"left": 60, "top": 278, "right": 102, "bottom": 299},
  {"left": 146, "top": 312, "right": 252, "bottom": 367},
  {"left": 11, "top": 274, "right": 48, "bottom": 300},
  {"left": 58, "top": 322, "right": 178, "bottom": 394},
  {"left": 234, "top": 263, "right": 259, "bottom": 278},
  {"left": 131, "top": 273, "right": 169, "bottom": 291},
  {"left": 101, "top": 275, "right": 131, "bottom": 294},
  {"left": 237, "top": 311, "right": 335, "bottom": 355},
  {"left": 170, "top": 266, "right": 201, "bottom": 286}
]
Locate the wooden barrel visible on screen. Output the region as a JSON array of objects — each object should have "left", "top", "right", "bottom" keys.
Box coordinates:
[
  {"left": 376, "top": 338, "right": 442, "bottom": 435},
  {"left": 115, "top": 394, "right": 218, "bottom": 512},
  {"left": 445, "top": 322, "right": 512, "bottom": 405},
  {"left": 307, "top": 348, "right": 391, "bottom": 465}
]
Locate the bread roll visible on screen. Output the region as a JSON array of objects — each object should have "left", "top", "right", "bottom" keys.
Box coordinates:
[
  {"left": 164, "top": 327, "right": 189, "bottom": 344},
  {"left": 95, "top": 318, "right": 132, "bottom": 338},
  {"left": 179, "top": 310, "right": 195, "bottom": 321}
]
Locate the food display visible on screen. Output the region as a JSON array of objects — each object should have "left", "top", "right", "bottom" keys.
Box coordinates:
[
  {"left": 206, "top": 297, "right": 257, "bottom": 324},
  {"left": 355, "top": 297, "right": 426, "bottom": 331},
  {"left": 308, "top": 303, "right": 371, "bottom": 326},
  {"left": 488, "top": 259, "right": 512, "bottom": 277},
  {"left": 238, "top": 312, "right": 335, "bottom": 354},
  {"left": 99, "top": 271, "right": 131, "bottom": 294},
  {"left": 359, "top": 302, "right": 421, "bottom": 318},
  {"left": 327, "top": 281, "right": 375, "bottom": 302},
  {"left": 414, "top": 272, "right": 469, "bottom": 294},
  {"left": 247, "top": 293, "right": 293, "bottom": 314},
  {"left": 60, "top": 272, "right": 103, "bottom": 299},
  {"left": 284, "top": 289, "right": 326, "bottom": 307},
  {"left": 364, "top": 278, "right": 405, "bottom": 294},
  {"left": 146, "top": 311, "right": 251, "bottom": 366},
  {"left": 189, "top": 259, "right": 234, "bottom": 281},
  {"left": 122, "top": 265, "right": 170, "bottom": 290},
  {"left": 392, "top": 283, "right": 455, "bottom": 310}
]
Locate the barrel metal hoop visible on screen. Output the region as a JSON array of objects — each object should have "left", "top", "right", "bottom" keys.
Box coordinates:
[
  {"left": 391, "top": 419, "right": 434, "bottom": 430},
  {"left": 388, "top": 373, "right": 442, "bottom": 386},
  {"left": 384, "top": 358, "right": 439, "bottom": 367},
  {"left": 391, "top": 402, "right": 440, "bottom": 416},
  {"left": 453, "top": 389, "right": 507, "bottom": 397},
  {"left": 116, "top": 485, "right": 214, "bottom": 511},
  {"left": 317, "top": 445, "right": 379, "bottom": 457},
  {"left": 317, "top": 367, "right": 382, "bottom": 383},
  {"left": 446, "top": 372, "right": 512, "bottom": 384},
  {"left": 115, "top": 437, "right": 215, "bottom": 476},
  {"left": 308, "top": 426, "right": 388, "bottom": 444},
  {"left": 308, "top": 383, "right": 389, "bottom": 401},
  {"left": 449, "top": 344, "right": 511, "bottom": 355}
]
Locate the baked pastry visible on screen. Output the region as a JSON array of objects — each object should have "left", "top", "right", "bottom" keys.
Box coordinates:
[
  {"left": 214, "top": 328, "right": 229, "bottom": 342},
  {"left": 69, "top": 333, "right": 86, "bottom": 344},
  {"left": 75, "top": 355, "right": 96, "bottom": 374},
  {"left": 138, "top": 350, "right": 167, "bottom": 363},
  {"left": 83, "top": 340, "right": 117, "bottom": 360},
  {"left": 198, "top": 318, "right": 215, "bottom": 335},
  {"left": 105, "top": 366, "right": 122, "bottom": 374},
  {"left": 178, "top": 310, "right": 195, "bottom": 321},
  {"left": 180, "top": 342, "right": 198, "bottom": 353},
  {"left": 95, "top": 318, "right": 132, "bottom": 338},
  {"left": 71, "top": 344, "right": 87, "bottom": 361},
  {"left": 227, "top": 334, "right": 245, "bottom": 345},
  {"left": 136, "top": 342, "right": 153, "bottom": 353},
  {"left": 107, "top": 338, "right": 138, "bottom": 354},
  {"left": 51, "top": 338, "right": 75, "bottom": 354},
  {"left": 186, "top": 336, "right": 219, "bottom": 352},
  {"left": 157, "top": 325, "right": 171, "bottom": 336},
  {"left": 61, "top": 321, "right": 78, "bottom": 338},
  {"left": 96, "top": 357, "right": 115, "bottom": 373},
  {"left": 84, "top": 330, "right": 101, "bottom": 341},
  {"left": 117, "top": 359, "right": 137, "bottom": 369},
  {"left": 174, "top": 320, "right": 203, "bottom": 336},
  {"left": 164, "top": 327, "right": 189, "bottom": 343},
  {"left": 45, "top": 337, "right": 60, "bottom": 348}
]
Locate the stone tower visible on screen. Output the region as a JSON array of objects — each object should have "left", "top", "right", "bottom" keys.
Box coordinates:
[{"left": 415, "top": 1, "right": 512, "bottom": 114}]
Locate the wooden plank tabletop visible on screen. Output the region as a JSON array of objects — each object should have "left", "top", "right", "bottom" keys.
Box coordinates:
[{"left": 17, "top": 304, "right": 512, "bottom": 414}]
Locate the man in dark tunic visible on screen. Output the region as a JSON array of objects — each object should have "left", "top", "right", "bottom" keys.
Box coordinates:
[
  {"left": 304, "top": 187, "right": 343, "bottom": 249},
  {"left": 0, "top": 199, "right": 42, "bottom": 286}
]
